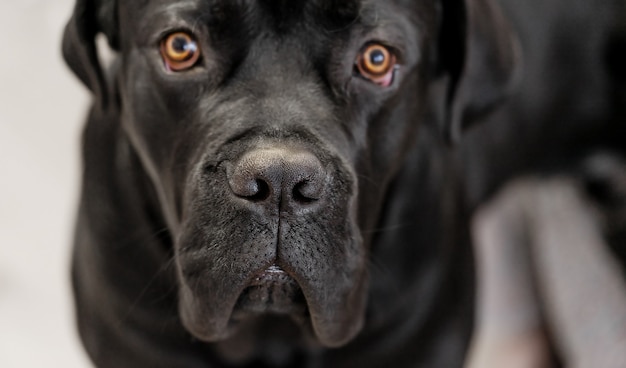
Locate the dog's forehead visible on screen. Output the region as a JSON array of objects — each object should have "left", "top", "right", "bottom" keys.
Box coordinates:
[
  {"left": 125, "top": 0, "right": 425, "bottom": 31},
  {"left": 126, "top": 0, "right": 358, "bottom": 18}
]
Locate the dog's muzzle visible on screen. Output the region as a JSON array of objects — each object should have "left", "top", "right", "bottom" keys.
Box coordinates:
[
  {"left": 226, "top": 148, "right": 324, "bottom": 318},
  {"left": 178, "top": 140, "right": 365, "bottom": 348}
]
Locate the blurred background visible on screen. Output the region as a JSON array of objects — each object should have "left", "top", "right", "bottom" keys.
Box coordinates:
[{"left": 0, "top": 0, "right": 91, "bottom": 366}]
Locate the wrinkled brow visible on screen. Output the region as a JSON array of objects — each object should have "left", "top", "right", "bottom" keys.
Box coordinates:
[
  {"left": 311, "top": 0, "right": 362, "bottom": 18},
  {"left": 206, "top": 0, "right": 362, "bottom": 21}
]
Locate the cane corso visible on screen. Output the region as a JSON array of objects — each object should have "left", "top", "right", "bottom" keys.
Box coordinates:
[{"left": 63, "top": 0, "right": 521, "bottom": 366}]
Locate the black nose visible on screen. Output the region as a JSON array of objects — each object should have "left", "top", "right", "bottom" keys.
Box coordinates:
[{"left": 228, "top": 148, "right": 326, "bottom": 212}]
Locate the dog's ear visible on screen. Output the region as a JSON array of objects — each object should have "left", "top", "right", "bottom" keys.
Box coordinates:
[
  {"left": 438, "top": 0, "right": 522, "bottom": 143},
  {"left": 62, "top": 0, "right": 119, "bottom": 108}
]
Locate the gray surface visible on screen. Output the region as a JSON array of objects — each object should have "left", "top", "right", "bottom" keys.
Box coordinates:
[{"left": 0, "top": 1, "right": 91, "bottom": 366}]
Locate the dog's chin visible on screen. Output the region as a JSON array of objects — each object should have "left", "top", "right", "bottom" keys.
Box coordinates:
[{"left": 179, "top": 264, "right": 365, "bottom": 348}]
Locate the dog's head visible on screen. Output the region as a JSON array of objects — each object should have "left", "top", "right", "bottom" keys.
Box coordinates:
[{"left": 64, "top": 0, "right": 519, "bottom": 349}]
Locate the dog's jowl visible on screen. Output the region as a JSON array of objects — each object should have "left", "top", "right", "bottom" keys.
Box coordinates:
[{"left": 63, "top": 0, "right": 520, "bottom": 367}]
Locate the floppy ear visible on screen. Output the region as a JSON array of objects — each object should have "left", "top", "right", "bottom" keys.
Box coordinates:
[
  {"left": 62, "top": 0, "right": 119, "bottom": 109},
  {"left": 439, "top": 0, "right": 522, "bottom": 143}
]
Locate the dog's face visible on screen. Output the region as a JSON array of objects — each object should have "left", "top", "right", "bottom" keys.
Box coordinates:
[
  {"left": 64, "top": 0, "right": 519, "bottom": 352},
  {"left": 116, "top": 0, "right": 436, "bottom": 347}
]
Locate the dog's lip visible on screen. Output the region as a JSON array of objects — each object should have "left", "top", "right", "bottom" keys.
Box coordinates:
[
  {"left": 253, "top": 264, "right": 289, "bottom": 282},
  {"left": 246, "top": 264, "right": 295, "bottom": 288},
  {"left": 232, "top": 264, "right": 308, "bottom": 319}
]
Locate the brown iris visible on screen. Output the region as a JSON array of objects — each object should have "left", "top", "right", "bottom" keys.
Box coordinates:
[
  {"left": 160, "top": 32, "right": 201, "bottom": 71},
  {"left": 356, "top": 43, "right": 397, "bottom": 86}
]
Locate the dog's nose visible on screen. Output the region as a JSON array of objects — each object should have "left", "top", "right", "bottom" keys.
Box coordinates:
[{"left": 228, "top": 148, "right": 326, "bottom": 211}]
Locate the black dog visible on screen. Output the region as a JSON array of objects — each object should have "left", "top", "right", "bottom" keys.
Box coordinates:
[{"left": 63, "top": 0, "right": 522, "bottom": 367}]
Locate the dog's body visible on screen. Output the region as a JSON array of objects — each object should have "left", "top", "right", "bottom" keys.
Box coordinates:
[
  {"left": 63, "top": 0, "right": 625, "bottom": 367},
  {"left": 460, "top": 0, "right": 626, "bottom": 206}
]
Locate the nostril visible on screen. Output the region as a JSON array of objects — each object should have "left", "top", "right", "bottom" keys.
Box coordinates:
[
  {"left": 231, "top": 176, "right": 272, "bottom": 202},
  {"left": 229, "top": 166, "right": 273, "bottom": 202},
  {"left": 249, "top": 179, "right": 271, "bottom": 202},
  {"left": 292, "top": 181, "right": 319, "bottom": 204}
]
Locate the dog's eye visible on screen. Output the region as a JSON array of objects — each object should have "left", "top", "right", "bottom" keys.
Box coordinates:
[
  {"left": 356, "top": 44, "right": 397, "bottom": 87},
  {"left": 160, "top": 32, "right": 201, "bottom": 71}
]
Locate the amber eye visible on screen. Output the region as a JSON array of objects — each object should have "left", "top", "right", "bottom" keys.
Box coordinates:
[
  {"left": 160, "top": 32, "right": 201, "bottom": 71},
  {"left": 356, "top": 43, "right": 397, "bottom": 87}
]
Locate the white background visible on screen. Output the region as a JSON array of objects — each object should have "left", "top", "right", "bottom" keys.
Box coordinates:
[{"left": 0, "top": 1, "right": 92, "bottom": 366}]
